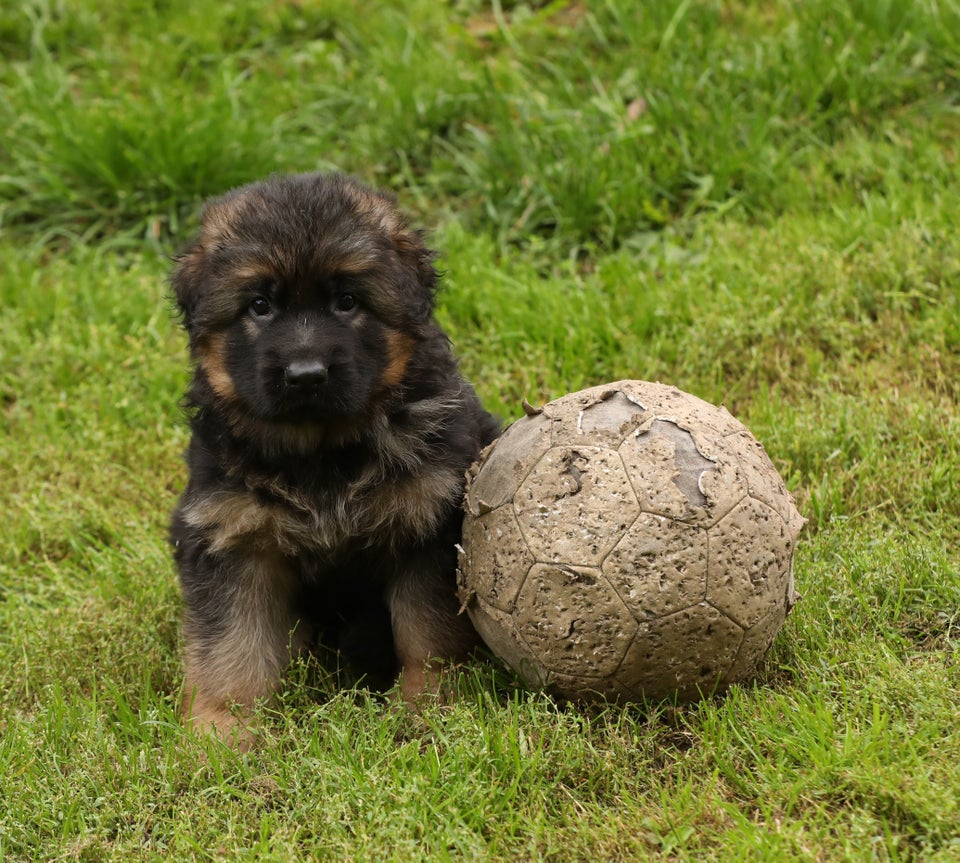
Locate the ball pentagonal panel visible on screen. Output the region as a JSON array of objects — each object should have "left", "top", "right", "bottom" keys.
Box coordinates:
[
  {"left": 722, "top": 602, "right": 789, "bottom": 686},
  {"left": 574, "top": 389, "right": 649, "bottom": 443},
  {"left": 514, "top": 446, "right": 640, "bottom": 567},
  {"left": 513, "top": 563, "right": 637, "bottom": 678},
  {"left": 458, "top": 505, "right": 534, "bottom": 613}
]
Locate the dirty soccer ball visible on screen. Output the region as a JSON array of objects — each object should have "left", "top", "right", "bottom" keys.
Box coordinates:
[{"left": 457, "top": 380, "right": 805, "bottom": 702}]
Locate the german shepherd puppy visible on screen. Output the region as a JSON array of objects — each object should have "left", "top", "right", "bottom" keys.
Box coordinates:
[{"left": 170, "top": 172, "right": 500, "bottom": 745}]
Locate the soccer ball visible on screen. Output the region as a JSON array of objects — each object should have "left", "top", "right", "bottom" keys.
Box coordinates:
[{"left": 457, "top": 380, "right": 805, "bottom": 702}]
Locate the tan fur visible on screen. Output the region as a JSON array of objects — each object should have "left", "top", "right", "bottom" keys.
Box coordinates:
[
  {"left": 326, "top": 248, "right": 383, "bottom": 276},
  {"left": 196, "top": 332, "right": 238, "bottom": 401},
  {"left": 199, "top": 196, "right": 246, "bottom": 246},
  {"left": 181, "top": 550, "right": 307, "bottom": 745},
  {"left": 380, "top": 329, "right": 417, "bottom": 391},
  {"left": 228, "top": 262, "right": 273, "bottom": 284},
  {"left": 343, "top": 183, "right": 404, "bottom": 237},
  {"left": 389, "top": 575, "right": 472, "bottom": 706}
]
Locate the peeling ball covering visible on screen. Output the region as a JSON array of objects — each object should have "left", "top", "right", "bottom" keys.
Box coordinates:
[{"left": 458, "top": 381, "right": 805, "bottom": 702}]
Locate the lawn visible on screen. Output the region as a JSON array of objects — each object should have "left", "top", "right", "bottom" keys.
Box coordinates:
[{"left": 1, "top": 0, "right": 958, "bottom": 860}]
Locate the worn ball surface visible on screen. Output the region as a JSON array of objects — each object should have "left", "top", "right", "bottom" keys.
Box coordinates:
[{"left": 458, "top": 380, "right": 805, "bottom": 702}]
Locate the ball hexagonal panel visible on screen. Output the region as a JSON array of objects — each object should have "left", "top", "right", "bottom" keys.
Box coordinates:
[
  {"left": 465, "top": 409, "right": 554, "bottom": 516},
  {"left": 539, "top": 384, "right": 648, "bottom": 446},
  {"left": 514, "top": 563, "right": 637, "bottom": 677},
  {"left": 620, "top": 380, "right": 746, "bottom": 438},
  {"left": 514, "top": 445, "right": 640, "bottom": 566},
  {"left": 729, "top": 429, "right": 808, "bottom": 542},
  {"left": 602, "top": 512, "right": 708, "bottom": 618},
  {"left": 706, "top": 497, "right": 794, "bottom": 629},
  {"left": 618, "top": 419, "right": 747, "bottom": 527}
]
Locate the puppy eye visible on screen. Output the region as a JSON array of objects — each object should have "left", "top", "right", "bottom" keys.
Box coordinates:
[
  {"left": 249, "top": 296, "right": 272, "bottom": 317},
  {"left": 334, "top": 293, "right": 358, "bottom": 313}
]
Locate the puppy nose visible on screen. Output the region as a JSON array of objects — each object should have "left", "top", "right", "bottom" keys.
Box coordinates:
[{"left": 284, "top": 359, "right": 329, "bottom": 387}]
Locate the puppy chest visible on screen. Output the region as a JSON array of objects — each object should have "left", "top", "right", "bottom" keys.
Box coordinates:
[{"left": 183, "top": 464, "right": 464, "bottom": 554}]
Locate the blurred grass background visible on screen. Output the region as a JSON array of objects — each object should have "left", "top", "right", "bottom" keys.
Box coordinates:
[{"left": 1, "top": 1, "right": 958, "bottom": 860}]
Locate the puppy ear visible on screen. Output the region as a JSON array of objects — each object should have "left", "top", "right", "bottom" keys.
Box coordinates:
[
  {"left": 170, "top": 237, "right": 207, "bottom": 333},
  {"left": 351, "top": 181, "right": 439, "bottom": 325},
  {"left": 392, "top": 227, "right": 439, "bottom": 324},
  {"left": 170, "top": 193, "right": 241, "bottom": 332}
]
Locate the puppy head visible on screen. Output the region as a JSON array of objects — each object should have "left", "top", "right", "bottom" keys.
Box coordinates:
[{"left": 171, "top": 173, "right": 439, "bottom": 428}]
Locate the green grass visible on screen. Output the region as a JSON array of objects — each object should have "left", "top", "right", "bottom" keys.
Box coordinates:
[{"left": 1, "top": 0, "right": 959, "bottom": 859}]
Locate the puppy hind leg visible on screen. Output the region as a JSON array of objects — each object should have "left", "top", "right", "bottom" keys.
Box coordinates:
[
  {"left": 181, "top": 551, "right": 302, "bottom": 748},
  {"left": 387, "top": 557, "right": 481, "bottom": 705}
]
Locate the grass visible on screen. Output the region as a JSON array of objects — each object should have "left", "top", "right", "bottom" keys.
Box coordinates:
[{"left": 1, "top": 0, "right": 959, "bottom": 859}]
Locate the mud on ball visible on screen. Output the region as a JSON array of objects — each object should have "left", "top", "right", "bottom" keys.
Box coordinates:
[{"left": 457, "top": 380, "right": 805, "bottom": 703}]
